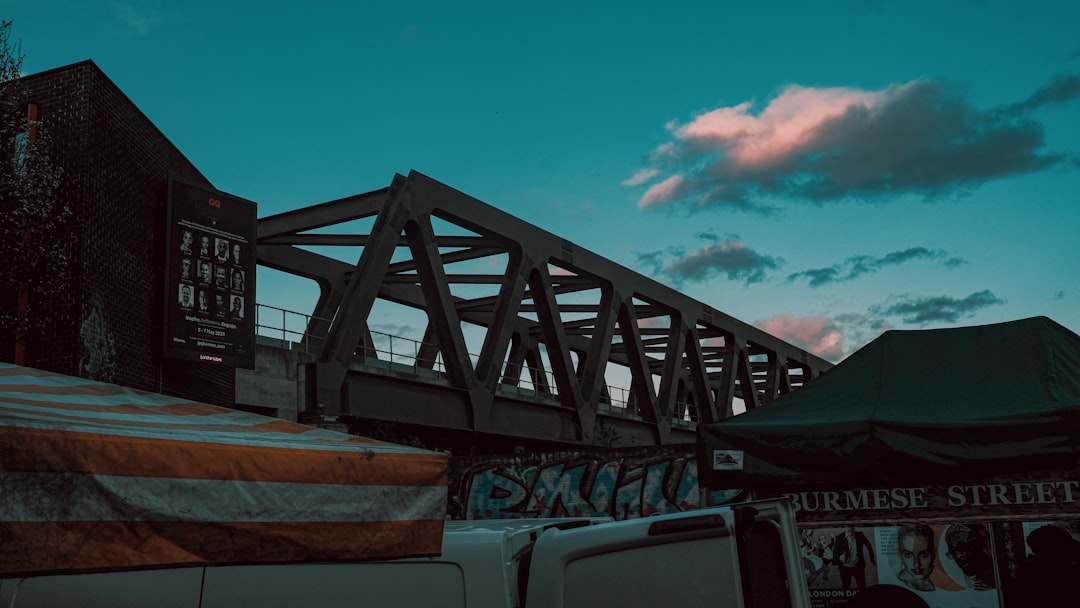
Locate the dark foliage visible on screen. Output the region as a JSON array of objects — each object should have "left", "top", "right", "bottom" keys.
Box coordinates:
[{"left": 0, "top": 20, "right": 69, "bottom": 356}]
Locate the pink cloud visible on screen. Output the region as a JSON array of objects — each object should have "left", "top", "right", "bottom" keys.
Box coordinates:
[
  {"left": 639, "top": 174, "right": 686, "bottom": 209},
  {"left": 614, "top": 316, "right": 671, "bottom": 330},
  {"left": 638, "top": 316, "right": 670, "bottom": 329},
  {"left": 626, "top": 77, "right": 1067, "bottom": 212},
  {"left": 673, "top": 84, "right": 892, "bottom": 168},
  {"left": 755, "top": 314, "right": 847, "bottom": 362}
]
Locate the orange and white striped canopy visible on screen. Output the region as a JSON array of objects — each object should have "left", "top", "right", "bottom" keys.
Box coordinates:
[{"left": 0, "top": 362, "right": 447, "bottom": 575}]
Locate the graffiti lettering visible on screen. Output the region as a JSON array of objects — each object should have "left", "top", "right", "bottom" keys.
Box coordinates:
[{"left": 452, "top": 451, "right": 743, "bottom": 520}]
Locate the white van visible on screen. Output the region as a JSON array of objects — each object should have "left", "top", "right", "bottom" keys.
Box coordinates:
[{"left": 0, "top": 500, "right": 809, "bottom": 608}]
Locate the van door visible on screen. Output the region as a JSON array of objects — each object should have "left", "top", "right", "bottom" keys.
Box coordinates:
[
  {"left": 521, "top": 500, "right": 809, "bottom": 608},
  {"left": 199, "top": 562, "right": 467, "bottom": 608}
]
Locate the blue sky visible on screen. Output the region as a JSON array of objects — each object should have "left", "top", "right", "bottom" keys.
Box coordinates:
[{"left": 9, "top": 0, "right": 1080, "bottom": 361}]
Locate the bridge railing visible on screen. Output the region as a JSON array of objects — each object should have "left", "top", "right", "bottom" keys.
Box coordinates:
[
  {"left": 255, "top": 303, "right": 694, "bottom": 424},
  {"left": 255, "top": 303, "right": 326, "bottom": 352}
]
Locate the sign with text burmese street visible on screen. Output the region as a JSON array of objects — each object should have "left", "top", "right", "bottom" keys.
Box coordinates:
[
  {"left": 163, "top": 179, "right": 257, "bottom": 368},
  {"left": 778, "top": 476, "right": 1080, "bottom": 523}
]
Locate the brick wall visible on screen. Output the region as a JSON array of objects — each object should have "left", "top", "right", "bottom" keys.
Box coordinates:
[{"left": 16, "top": 61, "right": 235, "bottom": 405}]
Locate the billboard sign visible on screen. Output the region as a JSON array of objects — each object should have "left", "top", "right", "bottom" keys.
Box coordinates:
[{"left": 163, "top": 179, "right": 257, "bottom": 368}]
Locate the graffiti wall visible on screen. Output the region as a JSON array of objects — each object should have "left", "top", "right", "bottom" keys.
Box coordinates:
[{"left": 449, "top": 447, "right": 744, "bottom": 520}]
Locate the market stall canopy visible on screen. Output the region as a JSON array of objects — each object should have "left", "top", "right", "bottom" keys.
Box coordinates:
[
  {"left": 697, "top": 317, "right": 1080, "bottom": 491},
  {"left": 0, "top": 362, "right": 448, "bottom": 575}
]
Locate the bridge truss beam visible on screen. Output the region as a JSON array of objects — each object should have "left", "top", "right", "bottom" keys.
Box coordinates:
[{"left": 256, "top": 171, "right": 832, "bottom": 446}]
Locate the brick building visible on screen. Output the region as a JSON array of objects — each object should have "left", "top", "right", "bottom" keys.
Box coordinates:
[{"left": 5, "top": 60, "right": 234, "bottom": 405}]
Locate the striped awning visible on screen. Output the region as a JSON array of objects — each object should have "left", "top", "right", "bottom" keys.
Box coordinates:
[{"left": 0, "top": 362, "right": 447, "bottom": 575}]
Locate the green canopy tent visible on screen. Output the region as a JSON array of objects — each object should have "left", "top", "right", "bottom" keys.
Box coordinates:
[{"left": 696, "top": 317, "right": 1080, "bottom": 493}]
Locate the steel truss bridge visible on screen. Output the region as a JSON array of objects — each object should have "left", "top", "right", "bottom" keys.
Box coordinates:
[{"left": 256, "top": 171, "right": 832, "bottom": 447}]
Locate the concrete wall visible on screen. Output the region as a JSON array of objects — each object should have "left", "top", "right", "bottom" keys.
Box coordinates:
[{"left": 234, "top": 341, "right": 316, "bottom": 421}]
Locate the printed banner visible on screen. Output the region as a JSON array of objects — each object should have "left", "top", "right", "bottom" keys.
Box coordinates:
[
  {"left": 800, "top": 522, "right": 1000, "bottom": 608},
  {"left": 163, "top": 179, "right": 257, "bottom": 368}
]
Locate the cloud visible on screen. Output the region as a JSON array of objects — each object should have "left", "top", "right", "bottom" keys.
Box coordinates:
[
  {"left": 639, "top": 174, "right": 689, "bottom": 209},
  {"left": 633, "top": 249, "right": 669, "bottom": 276},
  {"left": 870, "top": 290, "right": 1004, "bottom": 324},
  {"left": 787, "top": 246, "right": 964, "bottom": 286},
  {"left": 755, "top": 314, "right": 848, "bottom": 361},
  {"left": 1006, "top": 73, "right": 1080, "bottom": 114},
  {"left": 760, "top": 289, "right": 1004, "bottom": 362},
  {"left": 112, "top": 2, "right": 163, "bottom": 36},
  {"left": 758, "top": 290, "right": 1002, "bottom": 362},
  {"left": 627, "top": 76, "right": 1076, "bottom": 213},
  {"left": 622, "top": 168, "right": 660, "bottom": 187},
  {"left": 638, "top": 239, "right": 780, "bottom": 286},
  {"left": 370, "top": 322, "right": 419, "bottom": 340}
]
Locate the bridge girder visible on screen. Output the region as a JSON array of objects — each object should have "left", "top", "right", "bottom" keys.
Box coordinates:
[{"left": 256, "top": 171, "right": 832, "bottom": 447}]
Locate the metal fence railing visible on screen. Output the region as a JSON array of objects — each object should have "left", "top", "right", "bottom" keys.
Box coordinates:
[{"left": 254, "top": 303, "right": 325, "bottom": 352}]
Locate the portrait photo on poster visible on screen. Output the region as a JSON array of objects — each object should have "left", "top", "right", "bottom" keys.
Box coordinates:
[
  {"left": 801, "top": 524, "right": 880, "bottom": 604},
  {"left": 214, "top": 264, "right": 228, "bottom": 289},
  {"left": 215, "top": 237, "right": 230, "bottom": 263},
  {"left": 178, "top": 284, "right": 193, "bottom": 309},
  {"left": 198, "top": 260, "right": 211, "bottom": 285},
  {"left": 875, "top": 523, "right": 999, "bottom": 608},
  {"left": 179, "top": 229, "right": 193, "bottom": 254},
  {"left": 231, "top": 268, "right": 244, "bottom": 293}
]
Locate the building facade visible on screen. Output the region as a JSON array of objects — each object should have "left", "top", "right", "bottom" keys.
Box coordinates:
[{"left": 7, "top": 61, "right": 233, "bottom": 405}]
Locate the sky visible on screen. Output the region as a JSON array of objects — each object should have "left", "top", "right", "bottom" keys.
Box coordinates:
[{"left": 8, "top": 0, "right": 1080, "bottom": 362}]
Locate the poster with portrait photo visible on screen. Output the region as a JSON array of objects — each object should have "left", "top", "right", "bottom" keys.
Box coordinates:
[
  {"left": 800, "top": 525, "right": 880, "bottom": 607},
  {"left": 230, "top": 268, "right": 245, "bottom": 294},
  {"left": 163, "top": 178, "right": 257, "bottom": 368},
  {"left": 213, "top": 263, "right": 228, "bottom": 289},
  {"left": 875, "top": 523, "right": 999, "bottom": 608},
  {"left": 800, "top": 522, "right": 1001, "bottom": 608},
  {"left": 197, "top": 233, "right": 211, "bottom": 258},
  {"left": 178, "top": 284, "right": 194, "bottom": 309},
  {"left": 214, "top": 292, "right": 227, "bottom": 318},
  {"left": 214, "top": 236, "right": 230, "bottom": 264},
  {"left": 197, "top": 259, "right": 212, "bottom": 285},
  {"left": 179, "top": 228, "right": 195, "bottom": 255},
  {"left": 196, "top": 289, "right": 211, "bottom": 315},
  {"left": 230, "top": 295, "right": 244, "bottom": 320},
  {"left": 179, "top": 257, "right": 194, "bottom": 282}
]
